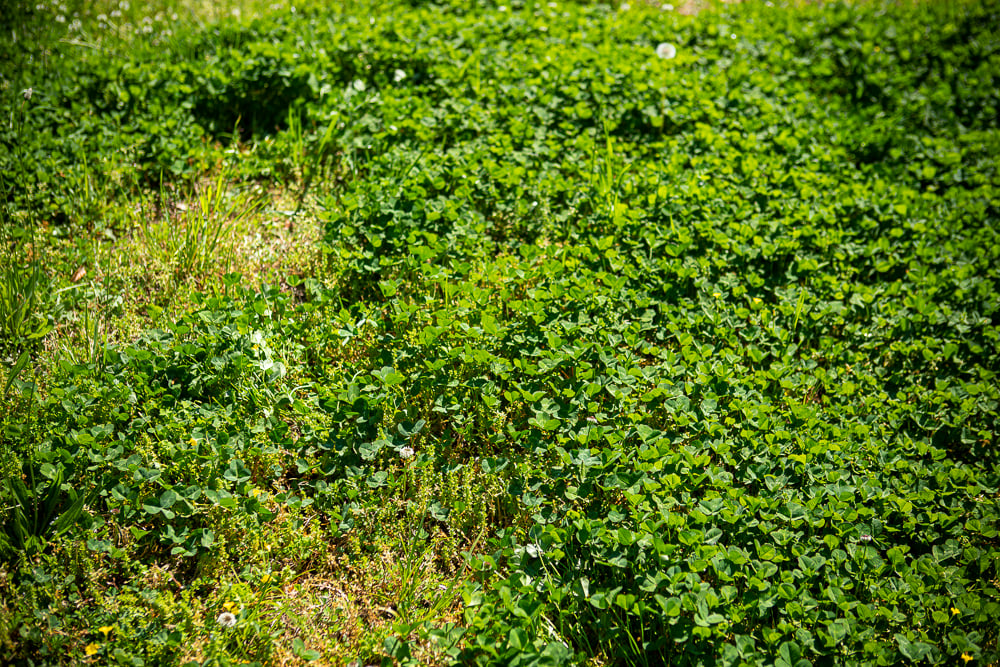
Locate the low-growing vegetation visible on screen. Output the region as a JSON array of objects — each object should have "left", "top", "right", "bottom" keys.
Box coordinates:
[{"left": 1, "top": 0, "right": 998, "bottom": 664}]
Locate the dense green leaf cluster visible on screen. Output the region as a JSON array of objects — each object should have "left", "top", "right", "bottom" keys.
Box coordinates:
[{"left": 2, "top": 0, "right": 999, "bottom": 664}]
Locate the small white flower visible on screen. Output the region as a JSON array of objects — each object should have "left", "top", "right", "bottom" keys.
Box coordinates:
[
  {"left": 351, "top": 79, "right": 366, "bottom": 92},
  {"left": 217, "top": 612, "right": 237, "bottom": 628},
  {"left": 393, "top": 69, "right": 406, "bottom": 83},
  {"left": 399, "top": 446, "right": 415, "bottom": 459},
  {"left": 661, "top": 3, "right": 674, "bottom": 9},
  {"left": 619, "top": 3, "right": 630, "bottom": 10},
  {"left": 22, "top": 88, "right": 32, "bottom": 100},
  {"left": 860, "top": 534, "right": 872, "bottom": 542},
  {"left": 656, "top": 42, "right": 677, "bottom": 59}
]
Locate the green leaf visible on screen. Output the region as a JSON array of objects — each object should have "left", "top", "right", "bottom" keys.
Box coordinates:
[
  {"left": 895, "top": 634, "right": 933, "bottom": 661},
  {"left": 2, "top": 350, "right": 30, "bottom": 398}
]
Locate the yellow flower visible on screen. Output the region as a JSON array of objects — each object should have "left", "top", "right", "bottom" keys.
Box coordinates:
[
  {"left": 753, "top": 298, "right": 762, "bottom": 304},
  {"left": 85, "top": 643, "right": 100, "bottom": 656},
  {"left": 98, "top": 625, "right": 113, "bottom": 636},
  {"left": 189, "top": 437, "right": 198, "bottom": 447},
  {"left": 712, "top": 292, "right": 721, "bottom": 298},
  {"left": 223, "top": 600, "right": 235, "bottom": 612},
  {"left": 260, "top": 573, "right": 271, "bottom": 583},
  {"left": 952, "top": 606, "right": 961, "bottom": 615},
  {"left": 961, "top": 653, "right": 973, "bottom": 663}
]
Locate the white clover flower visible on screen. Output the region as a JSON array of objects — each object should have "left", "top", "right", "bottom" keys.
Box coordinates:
[
  {"left": 393, "top": 69, "right": 406, "bottom": 83},
  {"left": 22, "top": 88, "right": 32, "bottom": 100},
  {"left": 619, "top": 3, "right": 631, "bottom": 11},
  {"left": 351, "top": 79, "right": 366, "bottom": 92},
  {"left": 217, "top": 612, "right": 237, "bottom": 627},
  {"left": 399, "top": 446, "right": 415, "bottom": 459},
  {"left": 656, "top": 42, "right": 677, "bottom": 59},
  {"left": 860, "top": 534, "right": 873, "bottom": 542}
]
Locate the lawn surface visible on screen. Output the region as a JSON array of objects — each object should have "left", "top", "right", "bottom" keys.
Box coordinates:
[{"left": 1, "top": 0, "right": 999, "bottom": 664}]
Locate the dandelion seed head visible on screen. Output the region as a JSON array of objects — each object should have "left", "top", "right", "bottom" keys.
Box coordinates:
[
  {"left": 217, "top": 611, "right": 237, "bottom": 628},
  {"left": 656, "top": 42, "right": 677, "bottom": 59},
  {"left": 22, "top": 88, "right": 33, "bottom": 100}
]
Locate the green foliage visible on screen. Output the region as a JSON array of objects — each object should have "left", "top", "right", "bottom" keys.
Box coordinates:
[
  {"left": 2, "top": 0, "right": 999, "bottom": 665},
  {"left": 0, "top": 461, "right": 89, "bottom": 561}
]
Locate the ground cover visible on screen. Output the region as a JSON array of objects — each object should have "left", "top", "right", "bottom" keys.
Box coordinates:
[{"left": 1, "top": 0, "right": 999, "bottom": 664}]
